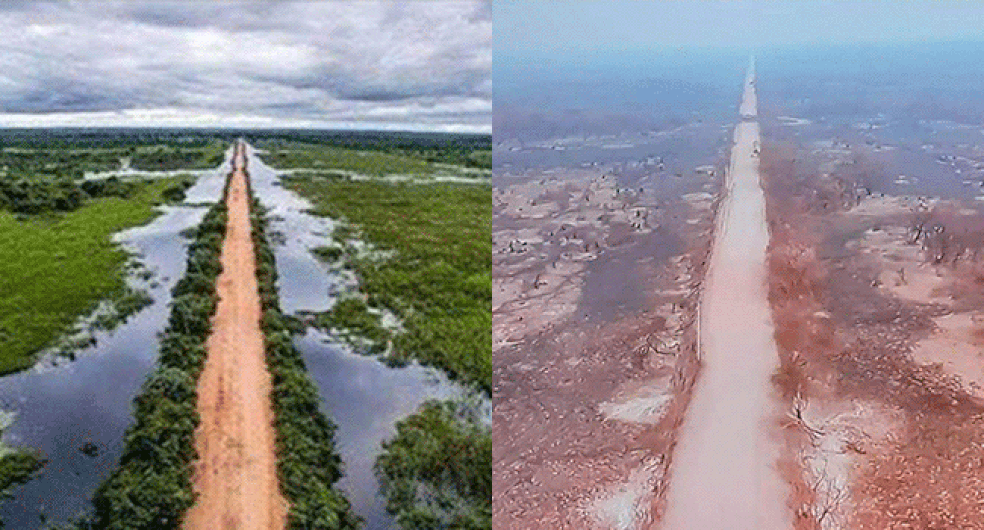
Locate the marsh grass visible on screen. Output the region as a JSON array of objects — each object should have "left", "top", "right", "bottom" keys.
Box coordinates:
[
  {"left": 0, "top": 177, "right": 190, "bottom": 374},
  {"left": 262, "top": 144, "right": 437, "bottom": 176},
  {"left": 284, "top": 177, "right": 492, "bottom": 393}
]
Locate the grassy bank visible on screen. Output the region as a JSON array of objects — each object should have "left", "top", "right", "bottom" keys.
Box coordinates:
[
  {"left": 283, "top": 178, "right": 492, "bottom": 393},
  {"left": 250, "top": 195, "right": 360, "bottom": 528},
  {"left": 85, "top": 190, "right": 229, "bottom": 528},
  {"left": 0, "top": 177, "right": 195, "bottom": 375},
  {"left": 280, "top": 174, "right": 491, "bottom": 529}
]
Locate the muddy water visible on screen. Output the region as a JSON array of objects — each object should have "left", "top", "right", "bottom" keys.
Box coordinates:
[
  {"left": 243, "top": 145, "right": 461, "bottom": 529},
  {"left": 0, "top": 147, "right": 234, "bottom": 528}
]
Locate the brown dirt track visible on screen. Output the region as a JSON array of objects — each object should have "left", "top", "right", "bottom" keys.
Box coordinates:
[{"left": 184, "top": 143, "right": 287, "bottom": 529}]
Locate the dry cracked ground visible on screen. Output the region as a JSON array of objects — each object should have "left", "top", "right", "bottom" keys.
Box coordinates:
[{"left": 762, "top": 144, "right": 984, "bottom": 529}]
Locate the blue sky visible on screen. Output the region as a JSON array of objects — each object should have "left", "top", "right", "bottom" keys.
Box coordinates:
[{"left": 496, "top": 1, "right": 984, "bottom": 57}]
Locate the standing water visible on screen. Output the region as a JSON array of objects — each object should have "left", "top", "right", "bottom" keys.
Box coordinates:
[
  {"left": 0, "top": 147, "right": 235, "bottom": 527},
  {"left": 244, "top": 144, "right": 460, "bottom": 529}
]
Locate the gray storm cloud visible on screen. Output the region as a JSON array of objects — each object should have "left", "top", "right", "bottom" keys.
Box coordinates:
[{"left": 0, "top": 1, "right": 490, "bottom": 131}]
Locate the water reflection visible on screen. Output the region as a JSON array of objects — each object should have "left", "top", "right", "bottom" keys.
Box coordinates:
[
  {"left": 0, "top": 149, "right": 232, "bottom": 527},
  {"left": 243, "top": 145, "right": 463, "bottom": 529}
]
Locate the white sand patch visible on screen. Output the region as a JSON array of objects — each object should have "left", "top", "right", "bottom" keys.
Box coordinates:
[
  {"left": 600, "top": 377, "right": 673, "bottom": 425},
  {"left": 852, "top": 225, "right": 950, "bottom": 303},
  {"left": 588, "top": 459, "right": 665, "bottom": 530}
]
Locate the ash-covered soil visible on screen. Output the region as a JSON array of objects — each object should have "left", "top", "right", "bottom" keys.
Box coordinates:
[
  {"left": 762, "top": 144, "right": 984, "bottom": 529},
  {"left": 493, "top": 167, "right": 719, "bottom": 528}
]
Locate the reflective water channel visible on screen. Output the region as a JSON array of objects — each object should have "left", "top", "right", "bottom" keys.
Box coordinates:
[
  {"left": 0, "top": 143, "right": 461, "bottom": 529},
  {"left": 0, "top": 147, "right": 234, "bottom": 527},
  {"left": 245, "top": 144, "right": 459, "bottom": 529}
]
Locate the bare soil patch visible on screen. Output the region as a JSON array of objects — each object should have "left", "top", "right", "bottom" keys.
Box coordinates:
[
  {"left": 493, "top": 168, "right": 716, "bottom": 529},
  {"left": 185, "top": 145, "right": 286, "bottom": 529}
]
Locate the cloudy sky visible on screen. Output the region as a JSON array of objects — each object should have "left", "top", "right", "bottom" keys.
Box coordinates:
[{"left": 0, "top": 1, "right": 490, "bottom": 132}]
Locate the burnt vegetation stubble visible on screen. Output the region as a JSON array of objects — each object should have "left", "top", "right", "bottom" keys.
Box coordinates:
[{"left": 761, "top": 140, "right": 984, "bottom": 528}]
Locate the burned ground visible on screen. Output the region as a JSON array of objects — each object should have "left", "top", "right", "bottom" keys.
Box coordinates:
[{"left": 761, "top": 141, "right": 984, "bottom": 529}]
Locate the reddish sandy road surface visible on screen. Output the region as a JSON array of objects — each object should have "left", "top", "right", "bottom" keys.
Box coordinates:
[
  {"left": 661, "top": 59, "right": 791, "bottom": 530},
  {"left": 185, "top": 143, "right": 287, "bottom": 529}
]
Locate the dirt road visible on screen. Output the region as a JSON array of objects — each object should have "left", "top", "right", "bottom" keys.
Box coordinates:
[
  {"left": 661, "top": 60, "right": 790, "bottom": 530},
  {"left": 185, "top": 143, "right": 287, "bottom": 529}
]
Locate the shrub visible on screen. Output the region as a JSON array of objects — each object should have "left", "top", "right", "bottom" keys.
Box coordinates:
[
  {"left": 375, "top": 400, "right": 491, "bottom": 530},
  {"left": 86, "top": 186, "right": 229, "bottom": 529},
  {"left": 249, "top": 198, "right": 361, "bottom": 529}
]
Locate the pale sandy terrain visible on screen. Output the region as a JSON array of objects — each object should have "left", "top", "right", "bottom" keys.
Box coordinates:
[
  {"left": 185, "top": 143, "right": 287, "bottom": 529},
  {"left": 662, "top": 60, "right": 791, "bottom": 530}
]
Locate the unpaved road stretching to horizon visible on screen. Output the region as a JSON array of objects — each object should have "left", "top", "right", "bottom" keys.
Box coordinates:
[
  {"left": 185, "top": 143, "right": 287, "bottom": 529},
  {"left": 662, "top": 59, "right": 791, "bottom": 530}
]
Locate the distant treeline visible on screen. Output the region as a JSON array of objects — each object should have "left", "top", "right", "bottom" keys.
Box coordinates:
[
  {"left": 0, "top": 129, "right": 230, "bottom": 150},
  {"left": 0, "top": 128, "right": 490, "bottom": 150},
  {"left": 0, "top": 176, "right": 191, "bottom": 215},
  {"left": 0, "top": 128, "right": 491, "bottom": 169}
]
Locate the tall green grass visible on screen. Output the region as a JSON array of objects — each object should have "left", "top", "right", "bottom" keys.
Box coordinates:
[
  {"left": 283, "top": 178, "right": 492, "bottom": 393},
  {"left": 263, "top": 145, "right": 436, "bottom": 176},
  {"left": 0, "top": 177, "right": 190, "bottom": 375}
]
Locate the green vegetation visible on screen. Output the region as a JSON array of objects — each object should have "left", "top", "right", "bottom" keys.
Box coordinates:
[
  {"left": 375, "top": 401, "right": 491, "bottom": 529},
  {"left": 129, "top": 140, "right": 226, "bottom": 171},
  {"left": 0, "top": 451, "right": 45, "bottom": 495},
  {"left": 0, "top": 174, "right": 194, "bottom": 216},
  {"left": 464, "top": 150, "right": 491, "bottom": 169},
  {"left": 261, "top": 144, "right": 437, "bottom": 176},
  {"left": 285, "top": 178, "right": 492, "bottom": 393},
  {"left": 0, "top": 412, "right": 46, "bottom": 526},
  {"left": 0, "top": 442, "right": 45, "bottom": 502},
  {"left": 86, "top": 195, "right": 228, "bottom": 529},
  {"left": 0, "top": 148, "right": 126, "bottom": 177},
  {"left": 253, "top": 131, "right": 490, "bottom": 170},
  {"left": 0, "top": 177, "right": 196, "bottom": 375},
  {"left": 250, "top": 199, "right": 361, "bottom": 529},
  {"left": 311, "top": 298, "right": 391, "bottom": 355},
  {"left": 281, "top": 172, "right": 491, "bottom": 530},
  {"left": 312, "top": 245, "right": 344, "bottom": 263},
  {"left": 0, "top": 141, "right": 225, "bottom": 178}
]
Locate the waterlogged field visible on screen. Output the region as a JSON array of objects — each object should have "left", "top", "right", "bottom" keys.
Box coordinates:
[
  {"left": 274, "top": 143, "right": 492, "bottom": 528},
  {"left": 0, "top": 140, "right": 227, "bottom": 176},
  {"left": 0, "top": 131, "right": 232, "bottom": 522},
  {"left": 0, "top": 177, "right": 191, "bottom": 375},
  {"left": 262, "top": 143, "right": 438, "bottom": 176},
  {"left": 286, "top": 178, "right": 492, "bottom": 392},
  {"left": 256, "top": 134, "right": 491, "bottom": 174},
  {"left": 0, "top": 132, "right": 491, "bottom": 528}
]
